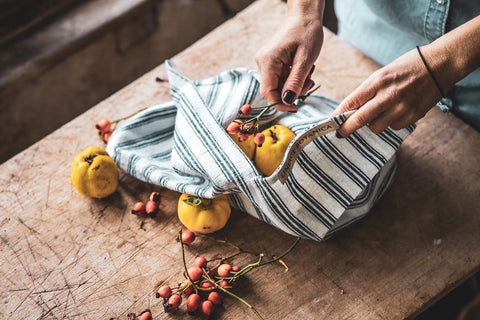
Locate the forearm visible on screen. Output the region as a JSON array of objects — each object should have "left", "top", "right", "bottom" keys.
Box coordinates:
[{"left": 422, "top": 15, "right": 480, "bottom": 92}]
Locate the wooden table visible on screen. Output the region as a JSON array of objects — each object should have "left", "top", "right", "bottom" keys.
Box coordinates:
[{"left": 1, "top": 0, "right": 480, "bottom": 319}]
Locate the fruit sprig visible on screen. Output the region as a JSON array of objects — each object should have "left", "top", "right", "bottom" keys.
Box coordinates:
[
  {"left": 131, "top": 191, "right": 162, "bottom": 218},
  {"left": 226, "top": 85, "right": 321, "bottom": 146},
  {"left": 95, "top": 107, "right": 148, "bottom": 143},
  {"left": 157, "top": 229, "right": 301, "bottom": 319}
]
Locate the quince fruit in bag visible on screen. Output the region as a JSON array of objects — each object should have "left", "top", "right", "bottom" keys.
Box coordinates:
[
  {"left": 255, "top": 124, "right": 296, "bottom": 176},
  {"left": 71, "top": 146, "right": 119, "bottom": 198},
  {"left": 229, "top": 133, "right": 256, "bottom": 159},
  {"left": 178, "top": 193, "right": 231, "bottom": 234}
]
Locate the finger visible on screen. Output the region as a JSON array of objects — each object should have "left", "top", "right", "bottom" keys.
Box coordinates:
[
  {"left": 299, "top": 79, "right": 315, "bottom": 98},
  {"left": 367, "top": 107, "right": 401, "bottom": 134},
  {"left": 330, "top": 81, "right": 376, "bottom": 117},
  {"left": 281, "top": 51, "right": 314, "bottom": 105},
  {"left": 336, "top": 99, "right": 382, "bottom": 137},
  {"left": 258, "top": 60, "right": 298, "bottom": 112}
]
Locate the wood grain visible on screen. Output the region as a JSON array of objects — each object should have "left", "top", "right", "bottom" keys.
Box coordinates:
[{"left": 1, "top": 0, "right": 479, "bottom": 319}]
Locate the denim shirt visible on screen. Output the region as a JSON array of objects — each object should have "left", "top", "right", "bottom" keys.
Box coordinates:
[{"left": 334, "top": 0, "right": 480, "bottom": 131}]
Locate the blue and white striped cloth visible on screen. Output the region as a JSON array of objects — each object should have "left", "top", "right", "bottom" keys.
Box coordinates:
[{"left": 106, "top": 61, "right": 415, "bottom": 240}]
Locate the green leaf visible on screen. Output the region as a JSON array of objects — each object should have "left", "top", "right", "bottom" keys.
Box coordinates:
[{"left": 183, "top": 196, "right": 202, "bottom": 206}]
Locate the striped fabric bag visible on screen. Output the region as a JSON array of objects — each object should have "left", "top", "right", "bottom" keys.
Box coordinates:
[{"left": 106, "top": 61, "right": 415, "bottom": 241}]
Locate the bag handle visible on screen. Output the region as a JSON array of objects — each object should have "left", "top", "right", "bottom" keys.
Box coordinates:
[{"left": 276, "top": 110, "right": 355, "bottom": 184}]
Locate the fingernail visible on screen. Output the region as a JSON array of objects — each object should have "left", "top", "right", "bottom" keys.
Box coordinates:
[
  {"left": 309, "top": 81, "right": 315, "bottom": 90},
  {"left": 309, "top": 65, "right": 316, "bottom": 76},
  {"left": 335, "top": 131, "right": 344, "bottom": 139},
  {"left": 282, "top": 90, "right": 296, "bottom": 104},
  {"left": 288, "top": 109, "right": 297, "bottom": 113}
]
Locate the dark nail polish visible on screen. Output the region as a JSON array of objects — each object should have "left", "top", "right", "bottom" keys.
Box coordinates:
[
  {"left": 282, "top": 90, "right": 296, "bottom": 104},
  {"left": 288, "top": 109, "right": 297, "bottom": 113},
  {"left": 309, "top": 65, "right": 316, "bottom": 76},
  {"left": 335, "top": 131, "right": 344, "bottom": 139}
]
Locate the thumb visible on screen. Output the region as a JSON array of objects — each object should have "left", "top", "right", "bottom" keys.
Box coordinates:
[{"left": 281, "top": 54, "right": 313, "bottom": 105}]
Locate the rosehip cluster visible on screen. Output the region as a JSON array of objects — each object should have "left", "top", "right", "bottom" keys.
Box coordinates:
[
  {"left": 96, "top": 119, "right": 113, "bottom": 143},
  {"left": 157, "top": 230, "right": 240, "bottom": 317},
  {"left": 226, "top": 104, "right": 266, "bottom": 147},
  {"left": 110, "top": 309, "right": 152, "bottom": 320},
  {"left": 131, "top": 191, "right": 162, "bottom": 218}
]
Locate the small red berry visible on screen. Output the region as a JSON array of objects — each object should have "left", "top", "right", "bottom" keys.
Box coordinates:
[
  {"left": 96, "top": 119, "right": 112, "bottom": 132},
  {"left": 254, "top": 132, "right": 265, "bottom": 146},
  {"left": 131, "top": 201, "right": 146, "bottom": 215},
  {"left": 238, "top": 133, "right": 250, "bottom": 142},
  {"left": 186, "top": 293, "right": 201, "bottom": 313},
  {"left": 156, "top": 285, "right": 172, "bottom": 299},
  {"left": 165, "top": 294, "right": 182, "bottom": 312},
  {"left": 181, "top": 230, "right": 196, "bottom": 244},
  {"left": 149, "top": 191, "right": 161, "bottom": 203},
  {"left": 219, "top": 280, "right": 230, "bottom": 288},
  {"left": 240, "top": 104, "right": 252, "bottom": 116},
  {"left": 135, "top": 309, "right": 152, "bottom": 320},
  {"left": 194, "top": 256, "right": 208, "bottom": 268},
  {"left": 201, "top": 300, "right": 215, "bottom": 316},
  {"left": 187, "top": 266, "right": 203, "bottom": 281},
  {"left": 217, "top": 264, "right": 232, "bottom": 277},
  {"left": 231, "top": 265, "right": 240, "bottom": 272},
  {"left": 103, "top": 131, "right": 113, "bottom": 143},
  {"left": 145, "top": 200, "right": 158, "bottom": 218},
  {"left": 208, "top": 291, "right": 222, "bottom": 305},
  {"left": 183, "top": 285, "right": 193, "bottom": 296},
  {"left": 200, "top": 281, "right": 214, "bottom": 289},
  {"left": 226, "top": 121, "right": 241, "bottom": 134}
]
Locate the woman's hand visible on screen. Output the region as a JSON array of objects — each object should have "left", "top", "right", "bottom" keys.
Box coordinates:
[
  {"left": 332, "top": 14, "right": 480, "bottom": 137},
  {"left": 255, "top": 0, "right": 325, "bottom": 112},
  {"left": 330, "top": 48, "right": 444, "bottom": 136}
]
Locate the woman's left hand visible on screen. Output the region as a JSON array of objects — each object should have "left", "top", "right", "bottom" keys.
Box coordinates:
[{"left": 330, "top": 47, "right": 445, "bottom": 137}]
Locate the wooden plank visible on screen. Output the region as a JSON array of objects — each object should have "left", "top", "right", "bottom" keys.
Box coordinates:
[{"left": 1, "top": 0, "right": 479, "bottom": 319}]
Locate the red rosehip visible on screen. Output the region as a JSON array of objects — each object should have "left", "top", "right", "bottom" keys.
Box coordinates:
[
  {"left": 156, "top": 285, "right": 172, "bottom": 299},
  {"left": 219, "top": 280, "right": 230, "bottom": 288},
  {"left": 200, "top": 281, "right": 214, "bottom": 289},
  {"left": 240, "top": 104, "right": 252, "bottom": 116},
  {"left": 201, "top": 300, "right": 215, "bottom": 316},
  {"left": 208, "top": 291, "right": 222, "bottom": 305},
  {"left": 181, "top": 230, "right": 196, "bottom": 244},
  {"left": 217, "top": 263, "right": 232, "bottom": 277},
  {"left": 96, "top": 119, "right": 112, "bottom": 132},
  {"left": 165, "top": 294, "right": 182, "bottom": 312},
  {"left": 145, "top": 200, "right": 158, "bottom": 218},
  {"left": 253, "top": 132, "right": 265, "bottom": 146},
  {"left": 194, "top": 256, "right": 208, "bottom": 268},
  {"left": 135, "top": 309, "right": 152, "bottom": 320},
  {"left": 231, "top": 265, "right": 240, "bottom": 272},
  {"left": 226, "top": 121, "right": 241, "bottom": 134},
  {"left": 187, "top": 266, "right": 203, "bottom": 281},
  {"left": 238, "top": 133, "right": 250, "bottom": 142},
  {"left": 183, "top": 285, "right": 193, "bottom": 296},
  {"left": 149, "top": 191, "right": 161, "bottom": 203},
  {"left": 186, "top": 293, "right": 201, "bottom": 313},
  {"left": 103, "top": 131, "right": 113, "bottom": 143},
  {"left": 131, "top": 201, "right": 146, "bottom": 215}
]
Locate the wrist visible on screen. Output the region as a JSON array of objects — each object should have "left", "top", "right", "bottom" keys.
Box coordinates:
[{"left": 287, "top": 0, "right": 325, "bottom": 22}]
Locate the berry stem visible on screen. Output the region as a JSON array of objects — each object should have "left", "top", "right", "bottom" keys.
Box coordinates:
[
  {"left": 230, "top": 237, "right": 301, "bottom": 282},
  {"left": 179, "top": 229, "right": 197, "bottom": 288},
  {"left": 202, "top": 269, "right": 264, "bottom": 320}
]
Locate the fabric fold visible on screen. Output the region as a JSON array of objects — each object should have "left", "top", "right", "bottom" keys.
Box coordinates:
[{"left": 106, "top": 61, "right": 415, "bottom": 240}]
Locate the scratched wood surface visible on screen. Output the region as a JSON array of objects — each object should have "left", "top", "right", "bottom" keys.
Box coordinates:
[{"left": 1, "top": 0, "right": 480, "bottom": 319}]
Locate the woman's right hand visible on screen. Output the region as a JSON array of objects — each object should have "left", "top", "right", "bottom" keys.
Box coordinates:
[{"left": 255, "top": 0, "right": 325, "bottom": 112}]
